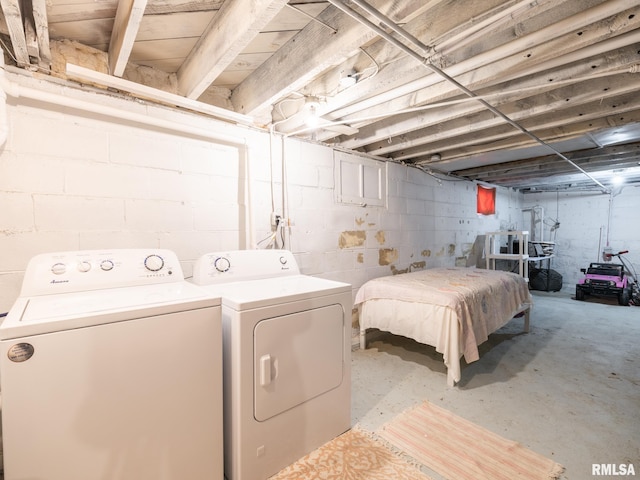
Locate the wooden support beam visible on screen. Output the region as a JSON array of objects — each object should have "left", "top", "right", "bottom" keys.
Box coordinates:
[
  {"left": 0, "top": 0, "right": 29, "bottom": 65},
  {"left": 177, "top": 0, "right": 288, "bottom": 99},
  {"left": 31, "top": 0, "right": 50, "bottom": 69},
  {"left": 231, "top": 0, "right": 431, "bottom": 117},
  {"left": 109, "top": 0, "right": 148, "bottom": 77},
  {"left": 24, "top": 15, "right": 38, "bottom": 59}
]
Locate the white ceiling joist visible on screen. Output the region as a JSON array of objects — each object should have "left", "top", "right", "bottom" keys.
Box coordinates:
[
  {"left": 177, "top": 0, "right": 289, "bottom": 100},
  {"left": 109, "top": 0, "right": 148, "bottom": 77},
  {"left": 0, "top": 0, "right": 28, "bottom": 66},
  {"left": 31, "top": 0, "right": 50, "bottom": 68}
]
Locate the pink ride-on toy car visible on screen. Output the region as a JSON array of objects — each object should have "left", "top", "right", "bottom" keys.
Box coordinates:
[{"left": 576, "top": 251, "right": 633, "bottom": 306}]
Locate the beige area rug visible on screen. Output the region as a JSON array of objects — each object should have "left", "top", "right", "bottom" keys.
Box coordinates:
[
  {"left": 269, "top": 427, "right": 433, "bottom": 480},
  {"left": 378, "top": 401, "right": 565, "bottom": 480}
]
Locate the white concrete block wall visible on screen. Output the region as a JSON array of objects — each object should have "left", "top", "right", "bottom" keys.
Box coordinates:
[
  {"left": 522, "top": 186, "right": 640, "bottom": 292},
  {"left": 0, "top": 73, "right": 251, "bottom": 311},
  {"left": 281, "top": 144, "right": 523, "bottom": 296},
  {"left": 0, "top": 72, "right": 525, "bottom": 315},
  {"left": 11, "top": 106, "right": 109, "bottom": 162}
]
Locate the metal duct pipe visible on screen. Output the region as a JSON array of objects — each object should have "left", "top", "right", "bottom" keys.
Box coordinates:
[{"left": 327, "top": 0, "right": 610, "bottom": 193}]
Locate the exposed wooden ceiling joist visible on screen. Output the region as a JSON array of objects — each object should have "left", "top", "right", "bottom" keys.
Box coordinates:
[
  {"left": 1, "top": 0, "right": 29, "bottom": 66},
  {"left": 0, "top": 0, "right": 638, "bottom": 192},
  {"left": 108, "top": 0, "right": 147, "bottom": 76},
  {"left": 177, "top": 0, "right": 289, "bottom": 99}
]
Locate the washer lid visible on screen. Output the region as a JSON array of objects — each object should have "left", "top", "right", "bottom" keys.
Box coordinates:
[
  {"left": 0, "top": 282, "right": 220, "bottom": 340},
  {"left": 198, "top": 274, "right": 351, "bottom": 310}
]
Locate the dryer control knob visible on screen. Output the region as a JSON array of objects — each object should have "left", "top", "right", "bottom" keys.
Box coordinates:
[
  {"left": 279, "top": 256, "right": 287, "bottom": 265},
  {"left": 144, "top": 254, "right": 164, "bottom": 272},
  {"left": 77, "top": 261, "right": 92, "bottom": 273},
  {"left": 214, "top": 257, "right": 230, "bottom": 272},
  {"left": 100, "top": 260, "right": 114, "bottom": 271},
  {"left": 51, "top": 263, "right": 66, "bottom": 275}
]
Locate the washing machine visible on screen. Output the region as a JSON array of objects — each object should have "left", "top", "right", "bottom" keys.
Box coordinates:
[
  {"left": 0, "top": 249, "right": 223, "bottom": 480},
  {"left": 191, "top": 249, "right": 352, "bottom": 480}
]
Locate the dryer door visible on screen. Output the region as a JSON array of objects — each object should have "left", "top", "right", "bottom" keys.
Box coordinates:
[{"left": 253, "top": 304, "right": 344, "bottom": 422}]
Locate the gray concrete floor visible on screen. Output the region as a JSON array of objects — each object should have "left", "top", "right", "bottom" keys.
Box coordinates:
[{"left": 351, "top": 290, "right": 639, "bottom": 480}]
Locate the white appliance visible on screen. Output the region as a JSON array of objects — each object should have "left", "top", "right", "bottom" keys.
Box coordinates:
[
  {"left": 0, "top": 249, "right": 223, "bottom": 480},
  {"left": 191, "top": 249, "right": 352, "bottom": 480}
]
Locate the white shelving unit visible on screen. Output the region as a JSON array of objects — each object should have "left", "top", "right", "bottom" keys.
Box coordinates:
[{"left": 485, "top": 231, "right": 530, "bottom": 280}]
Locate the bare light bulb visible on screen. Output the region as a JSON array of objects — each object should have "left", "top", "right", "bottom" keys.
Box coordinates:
[{"left": 305, "top": 104, "right": 319, "bottom": 128}]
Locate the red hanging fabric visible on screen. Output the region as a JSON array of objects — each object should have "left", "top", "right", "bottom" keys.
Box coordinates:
[{"left": 477, "top": 185, "right": 496, "bottom": 215}]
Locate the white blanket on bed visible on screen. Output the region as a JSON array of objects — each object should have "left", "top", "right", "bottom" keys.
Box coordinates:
[{"left": 355, "top": 268, "right": 532, "bottom": 383}]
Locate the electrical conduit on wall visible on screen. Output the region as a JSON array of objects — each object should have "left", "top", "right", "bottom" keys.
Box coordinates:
[{"left": 0, "top": 51, "right": 255, "bottom": 249}]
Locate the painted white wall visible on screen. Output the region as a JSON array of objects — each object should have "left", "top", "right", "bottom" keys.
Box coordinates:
[
  {"left": 0, "top": 71, "right": 523, "bottom": 317},
  {"left": 522, "top": 187, "right": 640, "bottom": 292}
]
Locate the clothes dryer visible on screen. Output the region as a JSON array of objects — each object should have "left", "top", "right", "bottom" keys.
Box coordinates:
[
  {"left": 0, "top": 249, "right": 223, "bottom": 480},
  {"left": 191, "top": 249, "right": 352, "bottom": 480}
]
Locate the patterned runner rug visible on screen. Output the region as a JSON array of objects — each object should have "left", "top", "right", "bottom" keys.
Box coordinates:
[
  {"left": 378, "top": 401, "right": 564, "bottom": 480},
  {"left": 270, "top": 427, "right": 433, "bottom": 480}
]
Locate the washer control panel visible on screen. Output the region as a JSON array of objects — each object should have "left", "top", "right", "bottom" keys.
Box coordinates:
[
  {"left": 192, "top": 249, "right": 300, "bottom": 285},
  {"left": 21, "top": 249, "right": 184, "bottom": 296}
]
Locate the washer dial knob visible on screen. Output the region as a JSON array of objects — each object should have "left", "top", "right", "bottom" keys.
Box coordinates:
[
  {"left": 77, "top": 261, "right": 92, "bottom": 273},
  {"left": 145, "top": 254, "right": 164, "bottom": 272},
  {"left": 51, "top": 263, "right": 66, "bottom": 275},
  {"left": 214, "top": 257, "right": 230, "bottom": 273}
]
